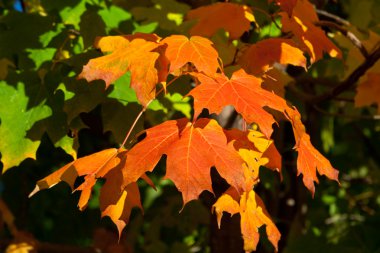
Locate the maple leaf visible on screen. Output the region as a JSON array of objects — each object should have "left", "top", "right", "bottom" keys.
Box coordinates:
[
  {"left": 79, "top": 34, "right": 167, "bottom": 107},
  {"left": 244, "top": 130, "right": 282, "bottom": 174},
  {"left": 131, "top": 0, "right": 190, "bottom": 31},
  {"left": 269, "top": 0, "right": 298, "bottom": 17},
  {"left": 161, "top": 35, "right": 219, "bottom": 75},
  {"left": 355, "top": 72, "right": 380, "bottom": 113},
  {"left": 29, "top": 148, "right": 151, "bottom": 236},
  {"left": 186, "top": 2, "right": 255, "bottom": 40},
  {"left": 225, "top": 129, "right": 282, "bottom": 187},
  {"left": 190, "top": 68, "right": 338, "bottom": 194},
  {"left": 122, "top": 118, "right": 245, "bottom": 205},
  {"left": 213, "top": 188, "right": 280, "bottom": 252},
  {"left": 225, "top": 129, "right": 282, "bottom": 190},
  {"left": 121, "top": 119, "right": 187, "bottom": 188},
  {"left": 189, "top": 69, "right": 289, "bottom": 138},
  {"left": 286, "top": 109, "right": 339, "bottom": 195},
  {"left": 100, "top": 164, "right": 143, "bottom": 238},
  {"left": 29, "top": 148, "right": 120, "bottom": 210},
  {"left": 0, "top": 80, "right": 51, "bottom": 172},
  {"left": 165, "top": 118, "right": 245, "bottom": 204},
  {"left": 288, "top": 0, "right": 318, "bottom": 23},
  {"left": 101, "top": 182, "right": 142, "bottom": 239},
  {"left": 238, "top": 38, "right": 306, "bottom": 75},
  {"left": 280, "top": 0, "right": 341, "bottom": 63}
]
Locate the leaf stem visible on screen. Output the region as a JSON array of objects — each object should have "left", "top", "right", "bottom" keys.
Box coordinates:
[
  {"left": 156, "top": 75, "right": 181, "bottom": 96},
  {"left": 251, "top": 7, "right": 282, "bottom": 30},
  {"left": 118, "top": 75, "right": 181, "bottom": 150},
  {"left": 119, "top": 100, "right": 152, "bottom": 150}
]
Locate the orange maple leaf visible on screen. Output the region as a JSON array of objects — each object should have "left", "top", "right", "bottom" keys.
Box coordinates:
[
  {"left": 161, "top": 35, "right": 220, "bottom": 75},
  {"left": 190, "top": 68, "right": 338, "bottom": 195},
  {"left": 29, "top": 149, "right": 152, "bottom": 237},
  {"left": 286, "top": 109, "right": 339, "bottom": 195},
  {"left": 79, "top": 34, "right": 167, "bottom": 107},
  {"left": 291, "top": 0, "right": 319, "bottom": 23},
  {"left": 225, "top": 129, "right": 282, "bottom": 174},
  {"left": 122, "top": 118, "right": 245, "bottom": 205},
  {"left": 355, "top": 72, "right": 380, "bottom": 113},
  {"left": 225, "top": 129, "right": 282, "bottom": 190},
  {"left": 213, "top": 188, "right": 281, "bottom": 252},
  {"left": 100, "top": 165, "right": 143, "bottom": 238},
  {"left": 121, "top": 119, "right": 188, "bottom": 188},
  {"left": 29, "top": 148, "right": 119, "bottom": 210},
  {"left": 238, "top": 38, "right": 306, "bottom": 75},
  {"left": 279, "top": 0, "right": 341, "bottom": 63},
  {"left": 189, "top": 69, "right": 289, "bottom": 138},
  {"left": 186, "top": 2, "right": 255, "bottom": 40}
]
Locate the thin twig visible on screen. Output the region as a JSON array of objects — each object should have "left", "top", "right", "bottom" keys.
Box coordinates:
[
  {"left": 251, "top": 6, "right": 282, "bottom": 30},
  {"left": 119, "top": 101, "right": 151, "bottom": 150},
  {"left": 315, "top": 20, "right": 369, "bottom": 58},
  {"left": 316, "top": 9, "right": 350, "bottom": 26},
  {"left": 118, "top": 76, "right": 181, "bottom": 149}
]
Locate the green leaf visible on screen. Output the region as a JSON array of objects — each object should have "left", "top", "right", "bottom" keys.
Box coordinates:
[
  {"left": 107, "top": 72, "right": 138, "bottom": 105},
  {"left": 0, "top": 81, "right": 51, "bottom": 172},
  {"left": 27, "top": 88, "right": 77, "bottom": 160},
  {"left": 79, "top": 7, "right": 106, "bottom": 48},
  {"left": 61, "top": 77, "right": 107, "bottom": 122},
  {"left": 60, "top": 51, "right": 107, "bottom": 122},
  {"left": 165, "top": 93, "right": 191, "bottom": 119},
  {"left": 101, "top": 101, "right": 143, "bottom": 144},
  {"left": 0, "top": 12, "right": 54, "bottom": 60},
  {"left": 133, "top": 22, "right": 158, "bottom": 34},
  {"left": 57, "top": 1, "right": 87, "bottom": 27},
  {"left": 131, "top": 0, "right": 190, "bottom": 31},
  {"left": 26, "top": 48, "right": 56, "bottom": 69},
  {"left": 98, "top": 5, "right": 132, "bottom": 31}
]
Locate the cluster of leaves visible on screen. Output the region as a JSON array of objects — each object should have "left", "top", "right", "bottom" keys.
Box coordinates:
[
  {"left": 26, "top": 0, "right": 342, "bottom": 251},
  {"left": 1, "top": 0, "right": 380, "bottom": 252}
]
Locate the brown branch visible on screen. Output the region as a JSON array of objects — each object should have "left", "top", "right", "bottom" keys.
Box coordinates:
[
  {"left": 289, "top": 44, "right": 380, "bottom": 104},
  {"left": 315, "top": 20, "right": 369, "bottom": 58},
  {"left": 311, "top": 44, "right": 380, "bottom": 103},
  {"left": 315, "top": 9, "right": 350, "bottom": 26}
]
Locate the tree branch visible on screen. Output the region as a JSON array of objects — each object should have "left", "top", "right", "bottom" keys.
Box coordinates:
[
  {"left": 311, "top": 44, "right": 380, "bottom": 103},
  {"left": 288, "top": 44, "right": 380, "bottom": 104},
  {"left": 316, "top": 9, "right": 350, "bottom": 26},
  {"left": 315, "top": 20, "right": 369, "bottom": 58}
]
